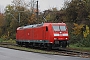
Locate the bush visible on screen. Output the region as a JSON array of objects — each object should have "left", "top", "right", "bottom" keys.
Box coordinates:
[
  {"left": 69, "top": 33, "right": 82, "bottom": 44},
  {"left": 70, "top": 33, "right": 90, "bottom": 47},
  {"left": 82, "top": 35, "right": 90, "bottom": 47},
  {"left": 0, "top": 38, "right": 3, "bottom": 43},
  {"left": 1, "top": 35, "right": 9, "bottom": 40},
  {"left": 70, "top": 23, "right": 90, "bottom": 47}
]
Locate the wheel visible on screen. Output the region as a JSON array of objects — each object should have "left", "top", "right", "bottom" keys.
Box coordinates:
[
  {"left": 62, "top": 41, "right": 67, "bottom": 48},
  {"left": 25, "top": 42, "right": 29, "bottom": 47},
  {"left": 47, "top": 43, "right": 52, "bottom": 50}
]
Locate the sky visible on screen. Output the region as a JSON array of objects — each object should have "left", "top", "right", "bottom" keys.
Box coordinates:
[{"left": 0, "top": 0, "right": 65, "bottom": 12}]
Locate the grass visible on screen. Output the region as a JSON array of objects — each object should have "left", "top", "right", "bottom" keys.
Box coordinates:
[
  {"left": 68, "top": 44, "right": 90, "bottom": 52},
  {"left": 0, "top": 38, "right": 16, "bottom": 44}
]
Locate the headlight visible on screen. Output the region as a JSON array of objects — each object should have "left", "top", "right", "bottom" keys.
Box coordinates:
[
  {"left": 54, "top": 38, "right": 57, "bottom": 40},
  {"left": 66, "top": 38, "right": 68, "bottom": 39},
  {"left": 60, "top": 32, "right": 62, "bottom": 34}
]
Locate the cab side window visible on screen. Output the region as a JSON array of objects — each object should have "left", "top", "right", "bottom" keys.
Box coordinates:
[{"left": 46, "top": 26, "right": 48, "bottom": 31}]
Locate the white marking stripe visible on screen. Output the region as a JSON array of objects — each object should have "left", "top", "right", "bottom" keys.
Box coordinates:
[
  {"left": 54, "top": 34, "right": 59, "bottom": 36},
  {"left": 63, "top": 34, "right": 68, "bottom": 36},
  {"left": 54, "top": 34, "right": 68, "bottom": 36}
]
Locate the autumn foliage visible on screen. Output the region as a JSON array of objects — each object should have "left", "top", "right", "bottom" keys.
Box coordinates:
[{"left": 72, "top": 23, "right": 84, "bottom": 35}]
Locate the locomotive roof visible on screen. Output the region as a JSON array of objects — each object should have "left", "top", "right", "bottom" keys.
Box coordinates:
[
  {"left": 17, "top": 23, "right": 43, "bottom": 30},
  {"left": 17, "top": 23, "right": 66, "bottom": 30},
  {"left": 43, "top": 23, "right": 66, "bottom": 26}
]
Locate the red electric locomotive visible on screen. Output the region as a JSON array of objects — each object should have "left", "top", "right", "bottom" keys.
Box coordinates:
[{"left": 16, "top": 23, "right": 69, "bottom": 48}]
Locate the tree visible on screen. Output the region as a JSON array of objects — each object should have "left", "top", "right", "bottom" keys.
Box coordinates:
[
  {"left": 12, "top": 0, "right": 25, "bottom": 7},
  {"left": 64, "top": 0, "right": 88, "bottom": 23},
  {"left": 3, "top": 0, "right": 38, "bottom": 39},
  {"left": 0, "top": 13, "right": 6, "bottom": 36},
  {"left": 0, "top": 13, "right": 6, "bottom": 27}
]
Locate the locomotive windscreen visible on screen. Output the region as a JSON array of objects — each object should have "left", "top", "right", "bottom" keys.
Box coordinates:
[{"left": 52, "top": 26, "right": 66, "bottom": 31}]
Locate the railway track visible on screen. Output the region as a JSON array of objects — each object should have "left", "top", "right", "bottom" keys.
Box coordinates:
[
  {"left": 53, "top": 48, "right": 90, "bottom": 58},
  {"left": 0, "top": 43, "right": 90, "bottom": 58}
]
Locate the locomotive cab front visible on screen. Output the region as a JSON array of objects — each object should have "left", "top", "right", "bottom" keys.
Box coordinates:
[{"left": 52, "top": 23, "right": 69, "bottom": 48}]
